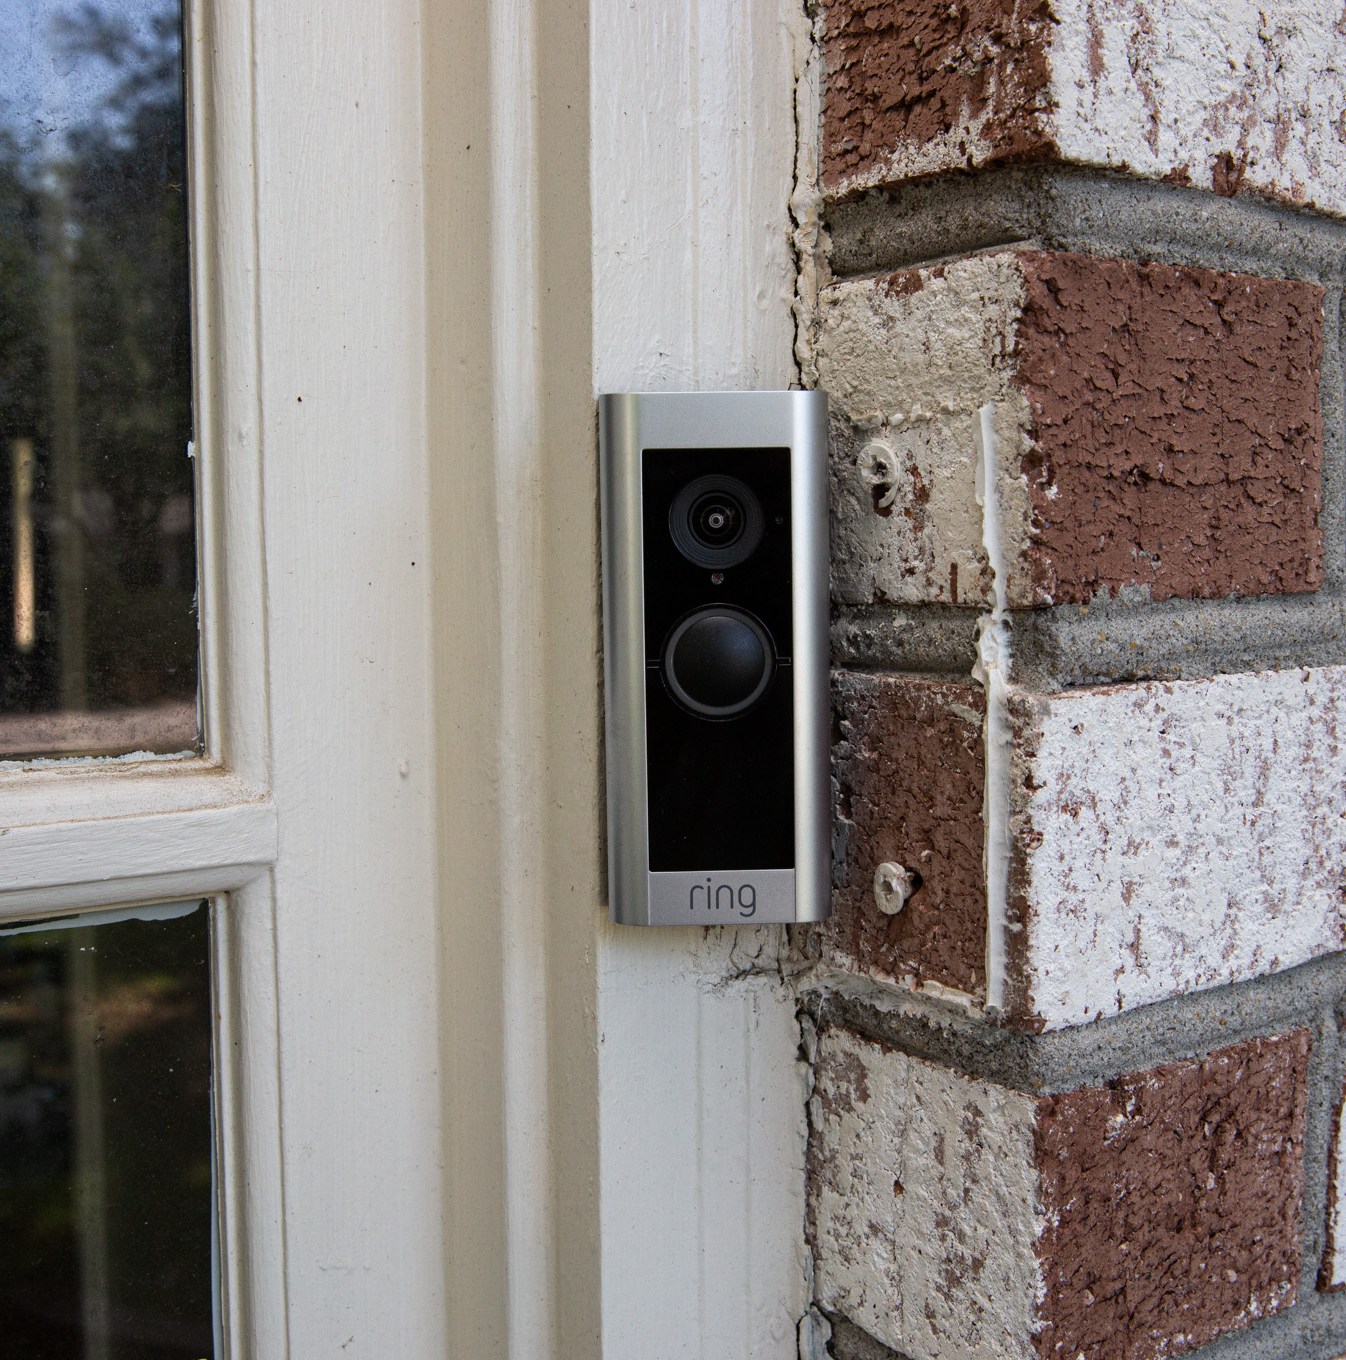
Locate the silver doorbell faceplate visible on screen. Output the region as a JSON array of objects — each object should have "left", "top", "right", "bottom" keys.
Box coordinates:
[{"left": 599, "top": 391, "right": 830, "bottom": 926}]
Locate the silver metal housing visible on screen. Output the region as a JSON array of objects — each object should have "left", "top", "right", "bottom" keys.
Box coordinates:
[{"left": 599, "top": 390, "right": 831, "bottom": 926}]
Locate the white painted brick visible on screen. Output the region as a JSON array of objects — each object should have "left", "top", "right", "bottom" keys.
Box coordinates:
[
  {"left": 1009, "top": 666, "right": 1346, "bottom": 1029},
  {"left": 816, "top": 255, "right": 1033, "bottom": 608},
  {"left": 1050, "top": 0, "right": 1346, "bottom": 216},
  {"left": 810, "top": 1027, "right": 1044, "bottom": 1360}
]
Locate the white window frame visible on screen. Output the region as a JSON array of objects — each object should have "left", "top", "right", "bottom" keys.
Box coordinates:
[
  {"left": 0, "top": 0, "right": 281, "bottom": 1351},
  {"left": 0, "top": 0, "right": 445, "bottom": 1353}
]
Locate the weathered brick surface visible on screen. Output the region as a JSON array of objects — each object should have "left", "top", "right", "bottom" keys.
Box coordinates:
[
  {"left": 822, "top": 666, "right": 1346, "bottom": 1030},
  {"left": 820, "top": 0, "right": 1346, "bottom": 217},
  {"left": 809, "top": 1026, "right": 1043, "bottom": 1359},
  {"left": 1006, "top": 666, "right": 1346, "bottom": 1029},
  {"left": 819, "top": 250, "right": 1325, "bottom": 609},
  {"left": 820, "top": 0, "right": 1053, "bottom": 195},
  {"left": 820, "top": 254, "right": 1021, "bottom": 609},
  {"left": 826, "top": 673, "right": 987, "bottom": 1000},
  {"left": 1034, "top": 1035, "right": 1311, "bottom": 1360},
  {"left": 810, "top": 1025, "right": 1311, "bottom": 1360},
  {"left": 1014, "top": 252, "right": 1324, "bottom": 605}
]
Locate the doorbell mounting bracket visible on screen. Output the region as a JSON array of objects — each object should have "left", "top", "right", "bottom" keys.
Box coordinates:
[{"left": 599, "top": 390, "right": 831, "bottom": 926}]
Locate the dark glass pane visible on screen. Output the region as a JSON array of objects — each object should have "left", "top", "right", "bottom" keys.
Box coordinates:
[
  {"left": 0, "top": 0, "right": 198, "bottom": 759},
  {"left": 0, "top": 900, "right": 215, "bottom": 1359}
]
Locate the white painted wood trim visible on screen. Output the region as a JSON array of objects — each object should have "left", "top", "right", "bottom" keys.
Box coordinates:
[
  {"left": 0, "top": 762, "right": 264, "bottom": 827},
  {"left": 188, "top": 0, "right": 269, "bottom": 791},
  {"left": 0, "top": 799, "right": 275, "bottom": 918},
  {"left": 487, "top": 1, "right": 559, "bottom": 1354},
  {"left": 213, "top": 877, "right": 288, "bottom": 1360},
  {"left": 248, "top": 0, "right": 447, "bottom": 1353},
  {"left": 590, "top": 0, "right": 803, "bottom": 396},
  {"left": 424, "top": 0, "right": 605, "bottom": 1351},
  {"left": 189, "top": 6, "right": 293, "bottom": 1355},
  {"left": 590, "top": 2, "right": 813, "bottom": 1355}
]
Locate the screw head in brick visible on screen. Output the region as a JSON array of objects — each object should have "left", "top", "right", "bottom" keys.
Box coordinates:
[
  {"left": 873, "top": 861, "right": 917, "bottom": 914},
  {"left": 857, "top": 441, "right": 898, "bottom": 509}
]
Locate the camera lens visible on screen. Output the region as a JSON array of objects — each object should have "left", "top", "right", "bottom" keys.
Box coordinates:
[
  {"left": 690, "top": 491, "right": 744, "bottom": 549},
  {"left": 669, "top": 475, "right": 764, "bottom": 569}
]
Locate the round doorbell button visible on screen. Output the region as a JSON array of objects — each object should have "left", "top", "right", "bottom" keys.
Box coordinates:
[{"left": 661, "top": 606, "right": 775, "bottom": 719}]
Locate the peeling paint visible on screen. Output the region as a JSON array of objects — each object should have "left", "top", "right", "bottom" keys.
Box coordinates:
[
  {"left": 817, "top": 253, "right": 1033, "bottom": 608},
  {"left": 820, "top": 0, "right": 1346, "bottom": 218},
  {"left": 809, "top": 1026, "right": 1045, "bottom": 1359}
]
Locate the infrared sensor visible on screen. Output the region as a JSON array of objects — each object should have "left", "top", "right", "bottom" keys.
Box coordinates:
[{"left": 599, "top": 391, "right": 830, "bottom": 926}]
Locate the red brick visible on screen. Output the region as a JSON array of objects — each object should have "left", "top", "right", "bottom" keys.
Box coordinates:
[
  {"left": 817, "top": 0, "right": 1346, "bottom": 216},
  {"left": 818, "top": 251, "right": 1325, "bottom": 609},
  {"left": 821, "top": 665, "right": 1346, "bottom": 1029},
  {"left": 1034, "top": 1033, "right": 1311, "bottom": 1359},
  {"left": 1015, "top": 252, "right": 1324, "bottom": 604},
  {"left": 819, "top": 0, "right": 1053, "bottom": 195},
  {"left": 824, "top": 673, "right": 986, "bottom": 1000}
]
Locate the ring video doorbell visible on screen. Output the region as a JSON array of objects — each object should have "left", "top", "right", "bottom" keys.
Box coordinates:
[{"left": 599, "top": 391, "right": 830, "bottom": 926}]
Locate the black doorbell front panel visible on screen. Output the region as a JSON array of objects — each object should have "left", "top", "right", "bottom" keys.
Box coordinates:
[
  {"left": 641, "top": 447, "right": 794, "bottom": 873},
  {"left": 599, "top": 392, "right": 830, "bottom": 927}
]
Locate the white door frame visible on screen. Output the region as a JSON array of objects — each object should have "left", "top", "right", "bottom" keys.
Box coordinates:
[{"left": 429, "top": 0, "right": 813, "bottom": 1353}]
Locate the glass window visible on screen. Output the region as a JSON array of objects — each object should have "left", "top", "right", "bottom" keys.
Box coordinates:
[
  {"left": 0, "top": 900, "right": 215, "bottom": 1359},
  {"left": 0, "top": 0, "right": 197, "bottom": 760}
]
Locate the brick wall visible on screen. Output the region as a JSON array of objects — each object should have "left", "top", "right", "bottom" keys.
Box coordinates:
[{"left": 799, "top": 3, "right": 1346, "bottom": 1358}]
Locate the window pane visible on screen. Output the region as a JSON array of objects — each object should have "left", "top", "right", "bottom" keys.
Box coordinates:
[
  {"left": 0, "top": 0, "right": 197, "bottom": 760},
  {"left": 0, "top": 900, "right": 215, "bottom": 1359}
]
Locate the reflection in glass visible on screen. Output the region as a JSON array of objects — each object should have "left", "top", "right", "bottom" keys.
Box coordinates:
[
  {"left": 0, "top": 0, "right": 197, "bottom": 759},
  {"left": 0, "top": 900, "right": 215, "bottom": 1359}
]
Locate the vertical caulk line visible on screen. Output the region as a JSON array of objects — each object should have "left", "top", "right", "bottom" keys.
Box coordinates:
[
  {"left": 975, "top": 403, "right": 1012, "bottom": 1016},
  {"left": 787, "top": 0, "right": 822, "bottom": 388},
  {"left": 688, "top": 0, "right": 702, "bottom": 387},
  {"left": 742, "top": 985, "right": 755, "bottom": 1356},
  {"left": 695, "top": 981, "right": 709, "bottom": 1356}
]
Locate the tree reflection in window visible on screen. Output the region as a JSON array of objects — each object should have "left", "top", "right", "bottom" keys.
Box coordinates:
[
  {"left": 0, "top": 0, "right": 196, "bottom": 759},
  {"left": 0, "top": 900, "right": 214, "bottom": 1359}
]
